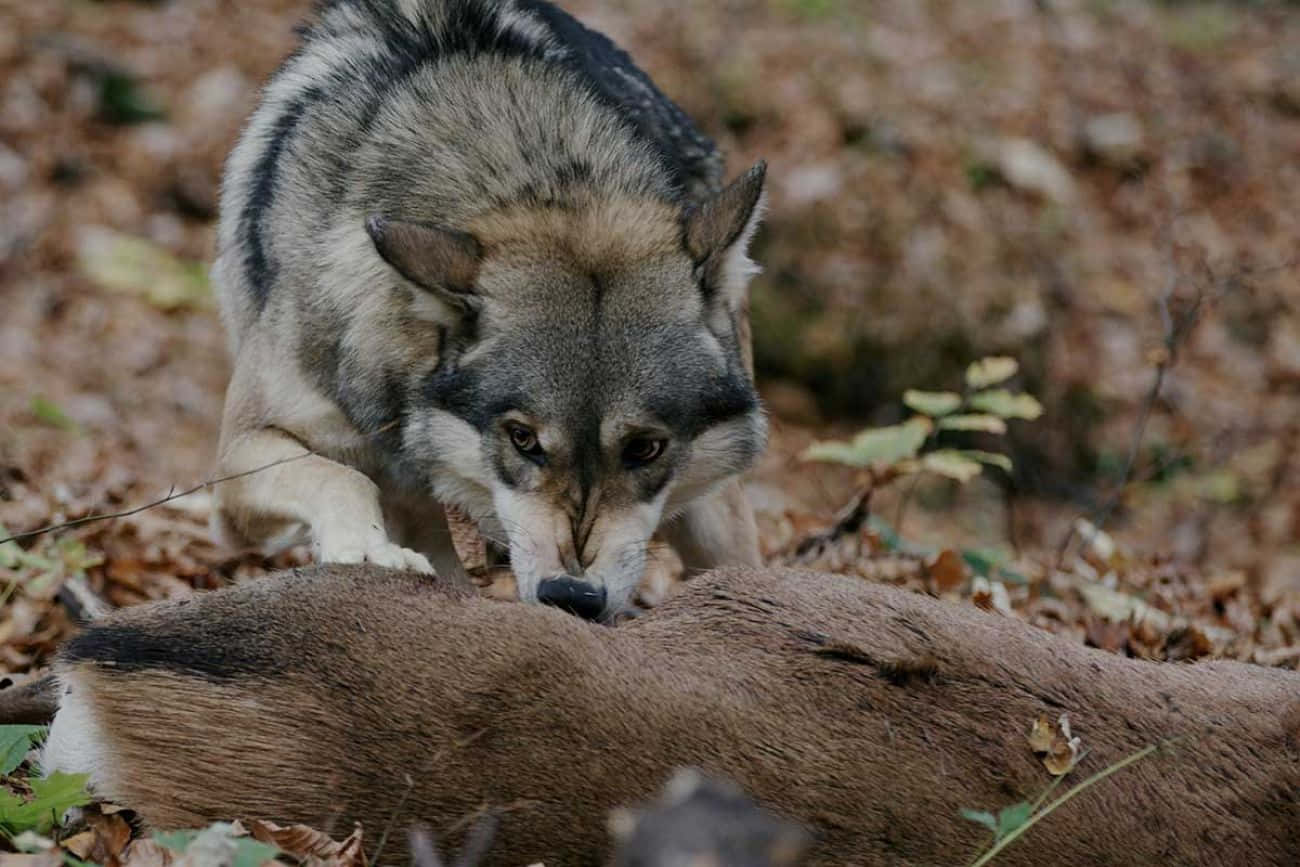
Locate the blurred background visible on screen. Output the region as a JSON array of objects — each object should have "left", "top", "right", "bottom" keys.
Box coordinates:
[{"left": 1, "top": 0, "right": 1298, "bottom": 668}]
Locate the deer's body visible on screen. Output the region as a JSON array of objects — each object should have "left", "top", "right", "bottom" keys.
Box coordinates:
[{"left": 40, "top": 566, "right": 1300, "bottom": 864}]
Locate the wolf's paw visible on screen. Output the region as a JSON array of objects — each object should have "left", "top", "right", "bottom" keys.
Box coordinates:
[{"left": 317, "top": 530, "right": 434, "bottom": 574}]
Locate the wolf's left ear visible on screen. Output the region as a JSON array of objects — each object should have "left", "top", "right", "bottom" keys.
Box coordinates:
[
  {"left": 683, "top": 161, "right": 767, "bottom": 310},
  {"left": 366, "top": 216, "right": 481, "bottom": 310}
]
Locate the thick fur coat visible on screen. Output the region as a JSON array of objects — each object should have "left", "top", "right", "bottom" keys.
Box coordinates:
[{"left": 210, "top": 0, "right": 769, "bottom": 616}]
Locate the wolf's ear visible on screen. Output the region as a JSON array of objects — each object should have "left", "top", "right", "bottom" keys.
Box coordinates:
[
  {"left": 366, "top": 216, "right": 481, "bottom": 308},
  {"left": 683, "top": 161, "right": 767, "bottom": 310}
]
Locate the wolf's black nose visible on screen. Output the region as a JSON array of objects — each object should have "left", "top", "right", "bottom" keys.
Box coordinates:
[{"left": 537, "top": 577, "right": 606, "bottom": 621}]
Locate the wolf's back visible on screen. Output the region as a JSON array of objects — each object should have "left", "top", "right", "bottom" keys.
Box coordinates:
[{"left": 214, "top": 0, "right": 723, "bottom": 342}]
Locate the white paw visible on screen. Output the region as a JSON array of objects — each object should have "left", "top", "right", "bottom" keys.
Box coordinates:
[{"left": 317, "top": 530, "right": 434, "bottom": 574}]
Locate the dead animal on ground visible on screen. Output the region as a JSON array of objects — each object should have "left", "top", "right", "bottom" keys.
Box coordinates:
[{"left": 9, "top": 565, "right": 1298, "bottom": 865}]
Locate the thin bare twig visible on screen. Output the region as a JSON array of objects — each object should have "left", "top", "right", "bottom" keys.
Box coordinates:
[
  {"left": 793, "top": 467, "right": 901, "bottom": 559},
  {"left": 370, "top": 774, "right": 416, "bottom": 867},
  {"left": 1050, "top": 236, "right": 1297, "bottom": 567},
  {"left": 0, "top": 451, "right": 315, "bottom": 547},
  {"left": 0, "top": 418, "right": 408, "bottom": 549},
  {"left": 1055, "top": 230, "right": 1186, "bottom": 567}
]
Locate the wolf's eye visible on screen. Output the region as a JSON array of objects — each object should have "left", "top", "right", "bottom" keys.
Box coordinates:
[
  {"left": 507, "top": 423, "right": 543, "bottom": 459},
  {"left": 622, "top": 437, "right": 666, "bottom": 468}
]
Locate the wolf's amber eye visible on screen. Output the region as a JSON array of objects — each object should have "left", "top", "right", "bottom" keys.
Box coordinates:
[
  {"left": 507, "top": 423, "right": 543, "bottom": 458},
  {"left": 623, "top": 437, "right": 666, "bottom": 468}
]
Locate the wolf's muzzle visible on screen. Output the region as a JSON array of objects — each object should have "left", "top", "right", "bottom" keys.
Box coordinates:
[{"left": 537, "top": 576, "right": 606, "bottom": 621}]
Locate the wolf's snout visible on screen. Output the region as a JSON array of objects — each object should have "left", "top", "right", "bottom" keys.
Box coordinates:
[{"left": 537, "top": 576, "right": 606, "bottom": 621}]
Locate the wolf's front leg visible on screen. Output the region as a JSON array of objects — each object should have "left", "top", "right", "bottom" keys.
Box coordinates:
[
  {"left": 381, "top": 489, "right": 471, "bottom": 587},
  {"left": 211, "top": 427, "right": 434, "bottom": 574},
  {"left": 662, "top": 478, "right": 762, "bottom": 577}
]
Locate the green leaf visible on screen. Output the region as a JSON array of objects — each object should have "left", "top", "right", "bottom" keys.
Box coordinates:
[
  {"left": 961, "top": 548, "right": 1000, "bottom": 578},
  {"left": 919, "top": 450, "right": 983, "bottom": 483},
  {"left": 153, "top": 830, "right": 201, "bottom": 852},
  {"left": 1193, "top": 469, "right": 1242, "bottom": 504},
  {"left": 902, "top": 390, "right": 962, "bottom": 417},
  {"left": 799, "top": 441, "right": 863, "bottom": 465},
  {"left": 847, "top": 417, "right": 931, "bottom": 463},
  {"left": 937, "top": 413, "right": 1006, "bottom": 434},
  {"left": 968, "top": 389, "right": 1043, "bottom": 420},
  {"left": 998, "top": 567, "right": 1030, "bottom": 586},
  {"left": 0, "top": 725, "right": 46, "bottom": 775},
  {"left": 232, "top": 838, "right": 281, "bottom": 867},
  {"left": 55, "top": 539, "right": 104, "bottom": 574},
  {"left": 958, "top": 449, "right": 1014, "bottom": 473},
  {"left": 0, "top": 772, "right": 91, "bottom": 835},
  {"left": 98, "top": 71, "right": 167, "bottom": 124},
  {"left": 866, "top": 516, "right": 904, "bottom": 552},
  {"left": 29, "top": 397, "right": 80, "bottom": 433},
  {"left": 996, "top": 802, "right": 1033, "bottom": 840},
  {"left": 76, "top": 227, "right": 212, "bottom": 311},
  {"left": 155, "top": 825, "right": 279, "bottom": 867},
  {"left": 28, "top": 772, "right": 92, "bottom": 813},
  {"left": 802, "top": 417, "right": 931, "bottom": 468},
  {"left": 965, "top": 356, "right": 1019, "bottom": 389},
  {"left": 960, "top": 808, "right": 998, "bottom": 832}
]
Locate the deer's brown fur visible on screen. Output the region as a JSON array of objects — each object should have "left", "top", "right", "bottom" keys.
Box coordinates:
[{"left": 39, "top": 565, "right": 1300, "bottom": 865}]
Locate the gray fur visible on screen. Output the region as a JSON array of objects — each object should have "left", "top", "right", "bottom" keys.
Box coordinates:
[{"left": 211, "top": 0, "right": 768, "bottom": 615}]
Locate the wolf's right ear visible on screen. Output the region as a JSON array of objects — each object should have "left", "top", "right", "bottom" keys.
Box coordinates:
[
  {"left": 683, "top": 161, "right": 767, "bottom": 311},
  {"left": 366, "top": 216, "right": 481, "bottom": 309}
]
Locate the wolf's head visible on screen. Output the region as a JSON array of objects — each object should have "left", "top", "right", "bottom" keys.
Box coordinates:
[{"left": 368, "top": 165, "right": 769, "bottom": 620}]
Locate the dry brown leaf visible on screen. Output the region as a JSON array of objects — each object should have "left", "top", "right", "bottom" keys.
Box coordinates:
[
  {"left": 237, "top": 819, "right": 366, "bottom": 867},
  {"left": 971, "top": 577, "right": 1012, "bottom": 616},
  {"left": 1026, "top": 714, "right": 1055, "bottom": 752},
  {"left": 1043, "top": 735, "right": 1082, "bottom": 776},
  {"left": 1165, "top": 625, "right": 1214, "bottom": 662},
  {"left": 1207, "top": 571, "right": 1247, "bottom": 601},
  {"left": 1027, "top": 712, "right": 1082, "bottom": 775},
  {"left": 927, "top": 549, "right": 967, "bottom": 593},
  {"left": 119, "top": 838, "right": 177, "bottom": 867},
  {"left": 1085, "top": 617, "right": 1131, "bottom": 653},
  {"left": 1128, "top": 617, "right": 1166, "bottom": 660},
  {"left": 59, "top": 832, "right": 98, "bottom": 860}
]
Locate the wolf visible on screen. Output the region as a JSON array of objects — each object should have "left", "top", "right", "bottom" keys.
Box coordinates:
[{"left": 210, "top": 0, "right": 770, "bottom": 619}]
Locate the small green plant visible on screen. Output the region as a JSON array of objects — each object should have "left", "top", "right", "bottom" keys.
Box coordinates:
[
  {"left": 801, "top": 355, "right": 1042, "bottom": 485},
  {"left": 28, "top": 397, "right": 81, "bottom": 434},
  {"left": 960, "top": 741, "right": 1166, "bottom": 866},
  {"left": 0, "top": 726, "right": 45, "bottom": 777},
  {"left": 0, "top": 725, "right": 92, "bottom": 840},
  {"left": 0, "top": 523, "right": 104, "bottom": 606}
]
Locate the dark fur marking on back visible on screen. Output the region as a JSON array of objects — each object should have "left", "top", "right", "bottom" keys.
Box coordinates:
[
  {"left": 351, "top": 0, "right": 549, "bottom": 135},
  {"left": 246, "top": 0, "right": 723, "bottom": 307},
  {"left": 242, "top": 87, "right": 324, "bottom": 310},
  {"left": 800, "top": 631, "right": 940, "bottom": 686},
  {"left": 62, "top": 624, "right": 285, "bottom": 682},
  {"left": 514, "top": 0, "right": 721, "bottom": 199}
]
